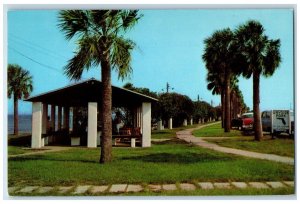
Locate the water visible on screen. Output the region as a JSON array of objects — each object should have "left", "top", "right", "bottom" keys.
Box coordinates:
[
  {"left": 8, "top": 114, "right": 32, "bottom": 134},
  {"left": 8, "top": 114, "right": 74, "bottom": 134}
]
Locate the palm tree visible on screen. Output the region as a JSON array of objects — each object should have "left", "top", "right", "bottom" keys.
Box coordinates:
[
  {"left": 203, "top": 28, "right": 237, "bottom": 132},
  {"left": 206, "top": 71, "right": 225, "bottom": 127},
  {"left": 7, "top": 64, "right": 33, "bottom": 136},
  {"left": 58, "top": 10, "right": 142, "bottom": 163},
  {"left": 235, "top": 20, "right": 281, "bottom": 141}
]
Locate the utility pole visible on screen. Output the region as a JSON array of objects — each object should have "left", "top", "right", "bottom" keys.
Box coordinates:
[
  {"left": 165, "top": 82, "right": 174, "bottom": 93},
  {"left": 166, "top": 82, "right": 170, "bottom": 93},
  {"left": 197, "top": 95, "right": 200, "bottom": 102}
]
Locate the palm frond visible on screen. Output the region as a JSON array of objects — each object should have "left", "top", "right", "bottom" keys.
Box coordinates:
[
  {"left": 263, "top": 39, "right": 281, "bottom": 77},
  {"left": 7, "top": 64, "right": 33, "bottom": 99},
  {"left": 58, "top": 10, "right": 90, "bottom": 40},
  {"left": 64, "top": 36, "right": 101, "bottom": 80},
  {"left": 121, "top": 10, "right": 143, "bottom": 31},
  {"left": 110, "top": 36, "right": 135, "bottom": 80}
]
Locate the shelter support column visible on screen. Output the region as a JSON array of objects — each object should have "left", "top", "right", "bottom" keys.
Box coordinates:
[
  {"left": 88, "top": 102, "right": 97, "bottom": 148},
  {"left": 157, "top": 120, "right": 164, "bottom": 130},
  {"left": 31, "top": 102, "right": 42, "bottom": 148},
  {"left": 142, "top": 102, "right": 151, "bottom": 147},
  {"left": 42, "top": 104, "right": 49, "bottom": 147},
  {"left": 58, "top": 106, "right": 62, "bottom": 130},
  {"left": 168, "top": 118, "right": 173, "bottom": 129},
  {"left": 183, "top": 119, "right": 187, "bottom": 126},
  {"left": 42, "top": 103, "right": 48, "bottom": 135},
  {"left": 50, "top": 105, "right": 55, "bottom": 132},
  {"left": 63, "top": 106, "right": 70, "bottom": 133}
]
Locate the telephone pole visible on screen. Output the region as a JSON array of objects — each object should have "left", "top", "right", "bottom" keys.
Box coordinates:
[{"left": 165, "top": 82, "right": 174, "bottom": 93}]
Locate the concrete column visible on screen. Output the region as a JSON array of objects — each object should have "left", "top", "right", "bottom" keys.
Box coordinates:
[
  {"left": 168, "top": 118, "right": 173, "bottom": 129},
  {"left": 157, "top": 120, "right": 164, "bottom": 130},
  {"left": 58, "top": 106, "right": 62, "bottom": 130},
  {"left": 183, "top": 119, "right": 187, "bottom": 126},
  {"left": 50, "top": 105, "right": 55, "bottom": 132},
  {"left": 142, "top": 102, "right": 151, "bottom": 147},
  {"left": 72, "top": 107, "right": 77, "bottom": 132},
  {"left": 190, "top": 118, "right": 193, "bottom": 125},
  {"left": 88, "top": 102, "right": 97, "bottom": 148},
  {"left": 32, "top": 102, "right": 42, "bottom": 148},
  {"left": 42, "top": 103, "right": 48, "bottom": 134},
  {"left": 63, "top": 106, "right": 70, "bottom": 132}
]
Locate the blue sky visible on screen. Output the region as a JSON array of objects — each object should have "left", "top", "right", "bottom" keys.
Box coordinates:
[{"left": 7, "top": 9, "right": 294, "bottom": 114}]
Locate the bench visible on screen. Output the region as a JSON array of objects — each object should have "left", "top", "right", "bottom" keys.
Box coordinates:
[{"left": 112, "top": 127, "right": 141, "bottom": 147}]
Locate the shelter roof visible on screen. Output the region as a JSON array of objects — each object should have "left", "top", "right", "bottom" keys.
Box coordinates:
[{"left": 25, "top": 78, "right": 158, "bottom": 107}]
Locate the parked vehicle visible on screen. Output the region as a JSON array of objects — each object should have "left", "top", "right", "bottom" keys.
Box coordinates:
[
  {"left": 261, "top": 110, "right": 294, "bottom": 136},
  {"left": 240, "top": 112, "right": 254, "bottom": 130}
]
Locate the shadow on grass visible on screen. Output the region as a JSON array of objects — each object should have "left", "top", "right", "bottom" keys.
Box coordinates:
[
  {"left": 242, "top": 130, "right": 255, "bottom": 136},
  {"left": 152, "top": 138, "right": 187, "bottom": 145},
  {"left": 122, "top": 152, "right": 234, "bottom": 164}
]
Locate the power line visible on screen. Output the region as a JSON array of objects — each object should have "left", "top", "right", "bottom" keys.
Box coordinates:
[
  {"left": 8, "top": 46, "right": 62, "bottom": 73},
  {"left": 9, "top": 37, "right": 67, "bottom": 62},
  {"left": 8, "top": 33, "right": 69, "bottom": 60}
]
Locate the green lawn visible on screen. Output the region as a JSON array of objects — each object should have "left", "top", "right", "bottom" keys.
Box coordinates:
[
  {"left": 8, "top": 139, "right": 294, "bottom": 188},
  {"left": 204, "top": 137, "right": 295, "bottom": 157},
  {"left": 192, "top": 122, "right": 294, "bottom": 157},
  {"left": 8, "top": 146, "right": 29, "bottom": 155},
  {"left": 193, "top": 123, "right": 243, "bottom": 137},
  {"left": 8, "top": 146, "right": 52, "bottom": 156}
]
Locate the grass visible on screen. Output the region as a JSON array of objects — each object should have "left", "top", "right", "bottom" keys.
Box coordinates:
[
  {"left": 7, "top": 122, "right": 295, "bottom": 196},
  {"left": 8, "top": 139, "right": 294, "bottom": 188},
  {"left": 8, "top": 146, "right": 52, "bottom": 156},
  {"left": 192, "top": 122, "right": 294, "bottom": 157},
  {"left": 8, "top": 146, "right": 29, "bottom": 155},
  {"left": 193, "top": 123, "right": 243, "bottom": 137},
  {"left": 204, "top": 137, "right": 295, "bottom": 157}
]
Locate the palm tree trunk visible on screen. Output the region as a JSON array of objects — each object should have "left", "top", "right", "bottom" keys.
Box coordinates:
[
  {"left": 100, "top": 55, "right": 112, "bottom": 163},
  {"left": 221, "top": 90, "right": 225, "bottom": 128},
  {"left": 224, "top": 73, "right": 231, "bottom": 132},
  {"left": 253, "top": 70, "right": 263, "bottom": 141},
  {"left": 13, "top": 95, "right": 18, "bottom": 136}
]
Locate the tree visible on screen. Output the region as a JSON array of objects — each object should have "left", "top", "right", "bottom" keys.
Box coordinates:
[
  {"left": 235, "top": 20, "right": 281, "bottom": 141},
  {"left": 193, "top": 100, "right": 215, "bottom": 123},
  {"left": 58, "top": 10, "right": 142, "bottom": 163},
  {"left": 123, "top": 83, "right": 160, "bottom": 123},
  {"left": 7, "top": 64, "right": 33, "bottom": 136},
  {"left": 123, "top": 82, "right": 158, "bottom": 99},
  {"left": 203, "top": 28, "right": 237, "bottom": 132},
  {"left": 206, "top": 71, "right": 224, "bottom": 127},
  {"left": 158, "top": 93, "right": 194, "bottom": 127}
]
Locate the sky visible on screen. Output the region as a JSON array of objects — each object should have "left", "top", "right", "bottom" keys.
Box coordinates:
[{"left": 6, "top": 8, "right": 294, "bottom": 114}]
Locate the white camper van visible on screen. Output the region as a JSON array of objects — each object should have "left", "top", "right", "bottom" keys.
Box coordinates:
[{"left": 261, "top": 110, "right": 294, "bottom": 136}]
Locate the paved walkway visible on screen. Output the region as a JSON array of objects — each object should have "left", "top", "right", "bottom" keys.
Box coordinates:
[
  {"left": 8, "top": 180, "right": 294, "bottom": 195},
  {"left": 176, "top": 122, "right": 294, "bottom": 165}
]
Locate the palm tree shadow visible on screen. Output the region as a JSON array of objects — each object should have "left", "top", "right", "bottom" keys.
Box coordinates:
[{"left": 122, "top": 152, "right": 234, "bottom": 164}]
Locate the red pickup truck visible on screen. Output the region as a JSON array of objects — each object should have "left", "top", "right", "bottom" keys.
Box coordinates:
[{"left": 240, "top": 112, "right": 254, "bottom": 130}]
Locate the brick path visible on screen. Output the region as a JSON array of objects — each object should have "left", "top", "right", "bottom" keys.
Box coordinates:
[
  {"left": 8, "top": 181, "right": 294, "bottom": 195},
  {"left": 176, "top": 122, "right": 294, "bottom": 165}
]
